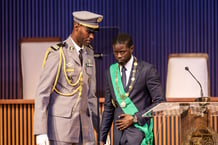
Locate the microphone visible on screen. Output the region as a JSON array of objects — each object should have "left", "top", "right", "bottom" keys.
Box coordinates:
[
  {"left": 94, "top": 53, "right": 104, "bottom": 59},
  {"left": 184, "top": 66, "right": 204, "bottom": 99}
]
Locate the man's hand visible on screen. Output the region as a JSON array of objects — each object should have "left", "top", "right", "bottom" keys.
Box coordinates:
[
  {"left": 100, "top": 141, "right": 105, "bottom": 145},
  {"left": 36, "top": 134, "right": 50, "bottom": 145},
  {"left": 115, "top": 114, "right": 134, "bottom": 130}
]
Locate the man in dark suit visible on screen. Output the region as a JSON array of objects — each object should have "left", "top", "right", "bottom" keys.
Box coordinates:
[{"left": 100, "top": 33, "right": 165, "bottom": 145}]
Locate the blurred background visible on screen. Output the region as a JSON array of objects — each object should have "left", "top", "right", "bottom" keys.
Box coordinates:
[{"left": 1, "top": 0, "right": 218, "bottom": 99}]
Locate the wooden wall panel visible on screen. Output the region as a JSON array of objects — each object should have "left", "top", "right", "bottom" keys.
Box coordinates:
[
  {"left": 1, "top": 99, "right": 218, "bottom": 145},
  {"left": 0, "top": 99, "right": 108, "bottom": 145},
  {"left": 154, "top": 116, "right": 180, "bottom": 145},
  {"left": 0, "top": 100, "right": 35, "bottom": 145}
]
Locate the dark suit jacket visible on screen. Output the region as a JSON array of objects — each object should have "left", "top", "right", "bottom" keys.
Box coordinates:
[{"left": 100, "top": 59, "right": 165, "bottom": 145}]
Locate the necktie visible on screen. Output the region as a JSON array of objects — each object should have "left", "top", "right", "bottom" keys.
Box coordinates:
[
  {"left": 79, "top": 49, "right": 83, "bottom": 65},
  {"left": 121, "top": 66, "right": 127, "bottom": 88}
]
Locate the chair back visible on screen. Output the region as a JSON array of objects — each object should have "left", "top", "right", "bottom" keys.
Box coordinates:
[
  {"left": 19, "top": 38, "right": 61, "bottom": 99},
  {"left": 166, "top": 53, "right": 210, "bottom": 98}
]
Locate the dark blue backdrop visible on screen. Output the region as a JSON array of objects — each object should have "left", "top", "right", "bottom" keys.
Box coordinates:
[{"left": 1, "top": 0, "right": 218, "bottom": 99}]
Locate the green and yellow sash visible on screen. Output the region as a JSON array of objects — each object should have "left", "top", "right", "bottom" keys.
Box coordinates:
[{"left": 110, "top": 63, "right": 153, "bottom": 145}]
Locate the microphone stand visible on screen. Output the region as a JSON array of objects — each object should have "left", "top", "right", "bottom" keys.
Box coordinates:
[
  {"left": 185, "top": 67, "right": 203, "bottom": 98},
  {"left": 94, "top": 53, "right": 103, "bottom": 145},
  {"left": 185, "top": 66, "right": 210, "bottom": 103},
  {"left": 185, "top": 67, "right": 210, "bottom": 128}
]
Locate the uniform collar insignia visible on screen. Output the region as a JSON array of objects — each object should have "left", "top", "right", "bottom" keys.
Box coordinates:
[
  {"left": 86, "top": 59, "right": 94, "bottom": 67},
  {"left": 69, "top": 46, "right": 74, "bottom": 51}
]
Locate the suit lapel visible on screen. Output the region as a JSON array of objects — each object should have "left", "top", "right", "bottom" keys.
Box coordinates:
[
  {"left": 133, "top": 61, "right": 141, "bottom": 86},
  {"left": 127, "top": 60, "right": 141, "bottom": 97}
]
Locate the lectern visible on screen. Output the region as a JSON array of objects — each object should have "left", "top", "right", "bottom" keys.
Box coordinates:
[{"left": 143, "top": 102, "right": 218, "bottom": 145}]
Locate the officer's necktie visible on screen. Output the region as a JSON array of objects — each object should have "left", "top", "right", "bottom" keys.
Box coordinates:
[
  {"left": 121, "top": 66, "right": 127, "bottom": 88},
  {"left": 79, "top": 49, "right": 83, "bottom": 65}
]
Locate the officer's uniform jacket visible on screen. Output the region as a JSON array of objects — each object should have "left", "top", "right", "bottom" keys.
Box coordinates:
[{"left": 33, "top": 36, "right": 97, "bottom": 143}]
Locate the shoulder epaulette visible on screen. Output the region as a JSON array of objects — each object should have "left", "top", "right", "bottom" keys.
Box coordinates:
[{"left": 51, "top": 42, "right": 66, "bottom": 51}]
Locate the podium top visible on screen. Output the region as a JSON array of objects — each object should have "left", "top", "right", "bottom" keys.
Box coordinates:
[{"left": 143, "top": 102, "right": 218, "bottom": 117}]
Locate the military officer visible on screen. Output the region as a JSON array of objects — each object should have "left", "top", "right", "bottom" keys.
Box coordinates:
[{"left": 33, "top": 11, "right": 103, "bottom": 145}]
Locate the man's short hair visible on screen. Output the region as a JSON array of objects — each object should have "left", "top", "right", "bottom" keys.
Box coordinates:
[{"left": 112, "top": 33, "right": 133, "bottom": 48}]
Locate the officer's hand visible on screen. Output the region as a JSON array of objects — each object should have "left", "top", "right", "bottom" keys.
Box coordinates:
[
  {"left": 115, "top": 114, "right": 133, "bottom": 130},
  {"left": 100, "top": 141, "right": 105, "bottom": 145},
  {"left": 36, "top": 134, "right": 50, "bottom": 145}
]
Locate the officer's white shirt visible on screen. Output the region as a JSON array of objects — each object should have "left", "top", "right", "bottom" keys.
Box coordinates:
[{"left": 70, "top": 37, "right": 84, "bottom": 54}]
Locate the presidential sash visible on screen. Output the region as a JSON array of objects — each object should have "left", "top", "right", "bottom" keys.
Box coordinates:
[{"left": 110, "top": 63, "right": 153, "bottom": 145}]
